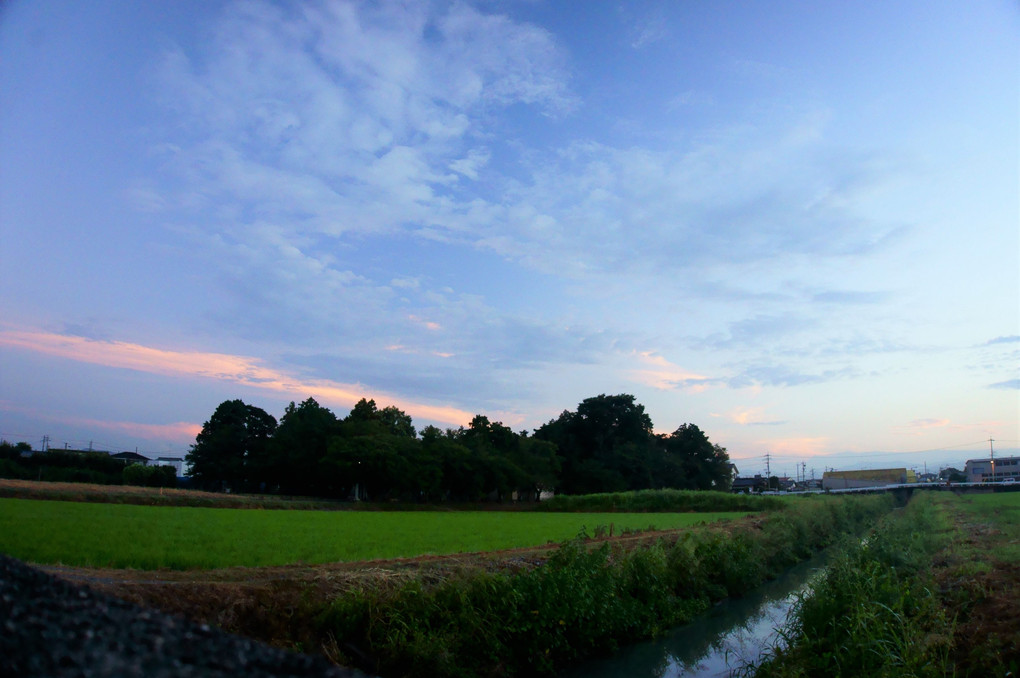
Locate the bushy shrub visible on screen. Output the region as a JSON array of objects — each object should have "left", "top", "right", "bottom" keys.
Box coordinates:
[
  {"left": 122, "top": 463, "right": 177, "bottom": 488},
  {"left": 0, "top": 458, "right": 31, "bottom": 479}
]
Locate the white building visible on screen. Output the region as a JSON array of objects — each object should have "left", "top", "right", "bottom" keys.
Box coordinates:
[
  {"left": 964, "top": 456, "right": 1020, "bottom": 483},
  {"left": 154, "top": 456, "right": 186, "bottom": 476}
]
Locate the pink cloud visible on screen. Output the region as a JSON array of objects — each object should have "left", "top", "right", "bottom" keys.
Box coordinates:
[
  {"left": 408, "top": 314, "right": 442, "bottom": 331},
  {"left": 758, "top": 437, "right": 831, "bottom": 457},
  {"left": 629, "top": 351, "right": 711, "bottom": 392},
  {"left": 905, "top": 418, "right": 951, "bottom": 429},
  {"left": 77, "top": 418, "right": 202, "bottom": 443},
  {"left": 0, "top": 328, "right": 474, "bottom": 427}
]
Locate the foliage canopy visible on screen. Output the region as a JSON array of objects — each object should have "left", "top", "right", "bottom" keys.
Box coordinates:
[{"left": 181, "top": 393, "right": 732, "bottom": 500}]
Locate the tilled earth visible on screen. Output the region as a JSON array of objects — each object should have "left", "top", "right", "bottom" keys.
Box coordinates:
[{"left": 0, "top": 554, "right": 371, "bottom": 678}]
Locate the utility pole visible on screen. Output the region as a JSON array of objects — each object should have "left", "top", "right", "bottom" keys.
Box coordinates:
[
  {"left": 41, "top": 435, "right": 49, "bottom": 452},
  {"left": 990, "top": 437, "right": 995, "bottom": 482}
]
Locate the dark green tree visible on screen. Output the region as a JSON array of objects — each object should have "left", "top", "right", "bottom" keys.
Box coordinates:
[
  {"left": 535, "top": 394, "right": 655, "bottom": 494},
  {"left": 655, "top": 424, "right": 732, "bottom": 490},
  {"left": 319, "top": 399, "right": 423, "bottom": 500},
  {"left": 508, "top": 435, "right": 561, "bottom": 501},
  {"left": 263, "top": 397, "right": 339, "bottom": 495},
  {"left": 323, "top": 433, "right": 415, "bottom": 501},
  {"left": 186, "top": 399, "right": 276, "bottom": 491},
  {"left": 378, "top": 405, "right": 416, "bottom": 438}
]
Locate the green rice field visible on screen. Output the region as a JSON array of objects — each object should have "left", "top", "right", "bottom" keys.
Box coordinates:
[{"left": 0, "top": 498, "right": 749, "bottom": 570}]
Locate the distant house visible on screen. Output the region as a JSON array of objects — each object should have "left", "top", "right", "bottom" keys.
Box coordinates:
[
  {"left": 110, "top": 451, "right": 150, "bottom": 466},
  {"left": 776, "top": 476, "right": 796, "bottom": 491},
  {"left": 731, "top": 475, "right": 768, "bottom": 493},
  {"left": 822, "top": 468, "right": 916, "bottom": 490},
  {"left": 154, "top": 456, "right": 186, "bottom": 476},
  {"left": 964, "top": 456, "right": 1020, "bottom": 483},
  {"left": 939, "top": 467, "right": 966, "bottom": 482}
]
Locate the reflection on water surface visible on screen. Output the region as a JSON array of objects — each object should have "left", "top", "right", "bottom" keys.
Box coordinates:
[{"left": 560, "top": 552, "right": 830, "bottom": 678}]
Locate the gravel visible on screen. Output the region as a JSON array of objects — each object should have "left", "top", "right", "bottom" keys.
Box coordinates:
[{"left": 0, "top": 554, "right": 372, "bottom": 678}]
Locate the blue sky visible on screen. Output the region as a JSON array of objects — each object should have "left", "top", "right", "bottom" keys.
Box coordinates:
[{"left": 1, "top": 0, "right": 1017, "bottom": 477}]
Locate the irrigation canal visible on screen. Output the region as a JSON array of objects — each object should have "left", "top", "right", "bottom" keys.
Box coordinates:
[{"left": 560, "top": 550, "right": 831, "bottom": 678}]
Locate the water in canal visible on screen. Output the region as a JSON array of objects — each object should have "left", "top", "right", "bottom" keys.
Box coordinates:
[{"left": 560, "top": 551, "right": 830, "bottom": 678}]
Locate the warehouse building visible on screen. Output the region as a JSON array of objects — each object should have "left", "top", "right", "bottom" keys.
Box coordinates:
[
  {"left": 822, "top": 468, "right": 916, "bottom": 490},
  {"left": 964, "top": 456, "right": 1020, "bottom": 483}
]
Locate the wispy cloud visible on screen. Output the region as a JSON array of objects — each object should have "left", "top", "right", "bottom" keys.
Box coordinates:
[
  {"left": 155, "top": 0, "right": 573, "bottom": 239},
  {"left": 901, "top": 418, "right": 952, "bottom": 431},
  {"left": 0, "top": 329, "right": 474, "bottom": 426},
  {"left": 728, "top": 363, "right": 857, "bottom": 389},
  {"left": 704, "top": 314, "right": 811, "bottom": 350},
  {"left": 811, "top": 290, "right": 889, "bottom": 305},
  {"left": 153, "top": 1, "right": 905, "bottom": 302},
  {"left": 628, "top": 12, "right": 668, "bottom": 49},
  {"left": 986, "top": 335, "right": 1020, "bottom": 345},
  {"left": 78, "top": 418, "right": 202, "bottom": 443},
  {"left": 722, "top": 407, "right": 787, "bottom": 426},
  {"left": 989, "top": 379, "right": 1020, "bottom": 390},
  {"left": 628, "top": 351, "right": 712, "bottom": 391},
  {"left": 408, "top": 315, "right": 442, "bottom": 331},
  {"left": 0, "top": 402, "right": 202, "bottom": 447},
  {"left": 488, "top": 126, "right": 904, "bottom": 279},
  {"left": 667, "top": 90, "right": 714, "bottom": 109},
  {"left": 758, "top": 437, "right": 830, "bottom": 457}
]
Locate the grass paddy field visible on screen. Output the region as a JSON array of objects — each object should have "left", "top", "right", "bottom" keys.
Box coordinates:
[{"left": 0, "top": 497, "right": 749, "bottom": 570}]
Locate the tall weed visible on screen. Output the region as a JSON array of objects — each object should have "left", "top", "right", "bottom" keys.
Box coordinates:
[
  {"left": 537, "top": 488, "right": 785, "bottom": 513},
  {"left": 752, "top": 493, "right": 954, "bottom": 678}
]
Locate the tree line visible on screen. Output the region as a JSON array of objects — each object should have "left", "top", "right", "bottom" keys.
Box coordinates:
[
  {"left": 185, "top": 393, "right": 733, "bottom": 501},
  {"left": 0, "top": 442, "right": 176, "bottom": 487}
]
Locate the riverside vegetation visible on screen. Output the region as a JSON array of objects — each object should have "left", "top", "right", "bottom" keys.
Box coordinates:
[
  {"left": 315, "top": 494, "right": 891, "bottom": 677},
  {"left": 749, "top": 490, "right": 1020, "bottom": 678}
]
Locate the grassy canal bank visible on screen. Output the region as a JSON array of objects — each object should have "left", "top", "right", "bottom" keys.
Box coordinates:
[
  {"left": 2, "top": 484, "right": 893, "bottom": 677},
  {"left": 314, "top": 494, "right": 890, "bottom": 677},
  {"left": 749, "top": 490, "right": 1020, "bottom": 678}
]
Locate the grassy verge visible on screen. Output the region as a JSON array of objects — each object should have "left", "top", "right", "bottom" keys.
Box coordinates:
[
  {"left": 0, "top": 478, "right": 348, "bottom": 509},
  {"left": 536, "top": 488, "right": 784, "bottom": 513},
  {"left": 0, "top": 498, "right": 748, "bottom": 569},
  {"left": 750, "top": 490, "right": 1020, "bottom": 678},
  {"left": 317, "top": 494, "right": 892, "bottom": 677},
  {"left": 936, "top": 491, "right": 1020, "bottom": 675}
]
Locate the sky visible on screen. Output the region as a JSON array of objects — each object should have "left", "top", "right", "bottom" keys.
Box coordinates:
[{"left": 1, "top": 0, "right": 1017, "bottom": 478}]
